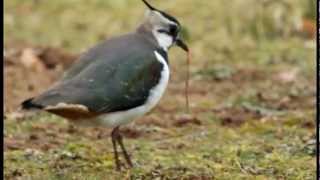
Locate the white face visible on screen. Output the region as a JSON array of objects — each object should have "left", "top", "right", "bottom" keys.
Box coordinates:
[
  {"left": 152, "top": 29, "right": 174, "bottom": 51},
  {"left": 147, "top": 10, "right": 180, "bottom": 51}
]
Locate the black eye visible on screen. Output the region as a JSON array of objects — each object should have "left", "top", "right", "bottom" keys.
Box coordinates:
[{"left": 169, "top": 25, "right": 178, "bottom": 35}]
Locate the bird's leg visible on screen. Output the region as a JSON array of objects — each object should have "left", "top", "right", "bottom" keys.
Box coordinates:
[
  {"left": 111, "top": 127, "right": 121, "bottom": 171},
  {"left": 116, "top": 128, "right": 133, "bottom": 168}
]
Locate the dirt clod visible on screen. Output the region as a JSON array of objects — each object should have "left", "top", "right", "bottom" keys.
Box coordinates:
[{"left": 173, "top": 114, "right": 201, "bottom": 127}]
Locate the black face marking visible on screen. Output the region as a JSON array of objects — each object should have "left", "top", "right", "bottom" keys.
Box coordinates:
[
  {"left": 157, "top": 29, "right": 169, "bottom": 35},
  {"left": 157, "top": 25, "right": 179, "bottom": 39}
]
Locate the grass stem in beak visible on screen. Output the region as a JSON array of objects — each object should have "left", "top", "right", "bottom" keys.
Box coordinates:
[
  {"left": 185, "top": 50, "right": 191, "bottom": 113},
  {"left": 176, "top": 38, "right": 190, "bottom": 113}
]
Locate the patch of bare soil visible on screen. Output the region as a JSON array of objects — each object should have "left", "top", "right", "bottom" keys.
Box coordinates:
[
  {"left": 4, "top": 44, "right": 315, "bottom": 120},
  {"left": 4, "top": 42, "right": 315, "bottom": 153},
  {"left": 213, "top": 107, "right": 259, "bottom": 127},
  {"left": 4, "top": 44, "right": 77, "bottom": 113},
  {"left": 4, "top": 121, "right": 77, "bottom": 151}
]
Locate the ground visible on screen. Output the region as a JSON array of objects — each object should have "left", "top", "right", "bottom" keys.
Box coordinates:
[{"left": 4, "top": 0, "right": 317, "bottom": 179}]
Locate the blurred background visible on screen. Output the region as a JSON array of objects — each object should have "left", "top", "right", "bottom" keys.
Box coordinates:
[{"left": 4, "top": 0, "right": 316, "bottom": 179}]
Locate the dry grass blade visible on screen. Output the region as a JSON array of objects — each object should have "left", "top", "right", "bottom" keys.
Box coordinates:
[{"left": 185, "top": 50, "right": 191, "bottom": 113}]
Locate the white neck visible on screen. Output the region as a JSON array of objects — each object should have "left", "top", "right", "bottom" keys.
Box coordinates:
[{"left": 152, "top": 29, "right": 173, "bottom": 51}]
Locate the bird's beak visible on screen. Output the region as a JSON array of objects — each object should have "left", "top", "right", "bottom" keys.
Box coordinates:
[{"left": 176, "top": 38, "right": 189, "bottom": 52}]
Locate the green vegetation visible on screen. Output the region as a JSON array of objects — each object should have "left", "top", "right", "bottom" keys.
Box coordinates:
[{"left": 4, "top": 0, "right": 316, "bottom": 179}]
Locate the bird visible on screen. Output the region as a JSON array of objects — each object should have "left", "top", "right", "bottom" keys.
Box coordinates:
[{"left": 21, "top": 0, "right": 189, "bottom": 170}]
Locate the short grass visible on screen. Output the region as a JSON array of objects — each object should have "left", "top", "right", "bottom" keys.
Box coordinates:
[{"left": 4, "top": 0, "right": 316, "bottom": 179}]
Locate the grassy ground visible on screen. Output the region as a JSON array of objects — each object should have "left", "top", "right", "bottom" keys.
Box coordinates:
[{"left": 4, "top": 0, "right": 316, "bottom": 179}]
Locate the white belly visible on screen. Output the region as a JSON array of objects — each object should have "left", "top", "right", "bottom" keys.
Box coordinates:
[{"left": 95, "top": 51, "right": 170, "bottom": 127}]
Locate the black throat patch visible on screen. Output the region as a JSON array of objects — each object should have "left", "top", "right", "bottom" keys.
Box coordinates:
[{"left": 156, "top": 48, "right": 169, "bottom": 64}]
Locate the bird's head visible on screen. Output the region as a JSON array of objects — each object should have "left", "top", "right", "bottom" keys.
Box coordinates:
[{"left": 139, "top": 0, "right": 188, "bottom": 52}]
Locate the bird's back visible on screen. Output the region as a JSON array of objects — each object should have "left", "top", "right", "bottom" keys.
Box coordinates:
[{"left": 62, "top": 32, "right": 160, "bottom": 80}]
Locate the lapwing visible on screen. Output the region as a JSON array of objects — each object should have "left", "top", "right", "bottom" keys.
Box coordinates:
[{"left": 21, "top": 0, "right": 189, "bottom": 170}]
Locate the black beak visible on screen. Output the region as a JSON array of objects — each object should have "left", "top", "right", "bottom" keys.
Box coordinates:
[{"left": 176, "top": 38, "right": 189, "bottom": 52}]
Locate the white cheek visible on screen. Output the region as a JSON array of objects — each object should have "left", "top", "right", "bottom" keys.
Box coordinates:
[{"left": 152, "top": 30, "right": 173, "bottom": 51}]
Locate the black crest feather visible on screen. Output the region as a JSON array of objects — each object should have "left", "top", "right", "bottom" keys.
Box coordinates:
[
  {"left": 141, "top": 0, "right": 180, "bottom": 25},
  {"left": 142, "top": 0, "right": 156, "bottom": 10}
]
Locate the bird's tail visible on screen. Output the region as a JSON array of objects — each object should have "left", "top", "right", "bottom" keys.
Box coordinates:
[{"left": 21, "top": 98, "right": 44, "bottom": 110}]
